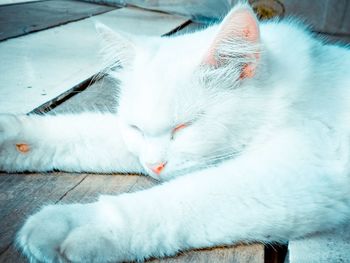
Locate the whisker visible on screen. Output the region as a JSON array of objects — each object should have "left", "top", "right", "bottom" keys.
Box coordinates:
[{"left": 173, "top": 147, "right": 242, "bottom": 176}]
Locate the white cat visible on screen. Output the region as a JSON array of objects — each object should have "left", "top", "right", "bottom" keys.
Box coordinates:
[{"left": 1, "top": 2, "right": 350, "bottom": 262}]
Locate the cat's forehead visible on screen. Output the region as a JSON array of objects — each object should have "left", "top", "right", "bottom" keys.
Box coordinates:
[
  {"left": 118, "top": 36, "right": 211, "bottom": 132},
  {"left": 130, "top": 52, "right": 196, "bottom": 101},
  {"left": 120, "top": 73, "right": 201, "bottom": 133},
  {"left": 119, "top": 69, "right": 204, "bottom": 133},
  {"left": 136, "top": 47, "right": 199, "bottom": 81}
]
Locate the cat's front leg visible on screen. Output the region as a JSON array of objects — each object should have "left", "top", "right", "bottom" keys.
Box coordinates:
[{"left": 0, "top": 113, "right": 143, "bottom": 173}]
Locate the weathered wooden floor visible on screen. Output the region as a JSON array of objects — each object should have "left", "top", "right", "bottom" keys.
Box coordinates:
[{"left": 0, "top": 0, "right": 116, "bottom": 41}]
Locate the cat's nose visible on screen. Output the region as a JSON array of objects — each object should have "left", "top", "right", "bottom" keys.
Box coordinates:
[{"left": 147, "top": 162, "right": 167, "bottom": 175}]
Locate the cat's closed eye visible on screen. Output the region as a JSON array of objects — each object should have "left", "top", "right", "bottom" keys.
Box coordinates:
[
  {"left": 129, "top": 124, "right": 143, "bottom": 135},
  {"left": 171, "top": 123, "right": 189, "bottom": 140}
]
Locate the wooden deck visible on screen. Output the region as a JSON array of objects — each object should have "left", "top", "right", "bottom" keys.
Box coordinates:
[
  {"left": 0, "top": 1, "right": 286, "bottom": 262},
  {"left": 0, "top": 0, "right": 116, "bottom": 41}
]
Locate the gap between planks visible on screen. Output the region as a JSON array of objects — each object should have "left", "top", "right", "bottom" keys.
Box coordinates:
[{"left": 0, "top": 6, "right": 187, "bottom": 114}]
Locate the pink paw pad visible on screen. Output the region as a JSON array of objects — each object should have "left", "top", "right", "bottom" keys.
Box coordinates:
[{"left": 16, "top": 143, "right": 30, "bottom": 153}]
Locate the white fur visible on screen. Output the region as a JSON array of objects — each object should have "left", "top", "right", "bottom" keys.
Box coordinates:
[
  {"left": 1, "top": 3, "right": 350, "bottom": 262},
  {"left": 0, "top": 113, "right": 143, "bottom": 174}
]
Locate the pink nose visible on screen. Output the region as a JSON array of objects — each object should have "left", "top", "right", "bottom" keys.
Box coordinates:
[{"left": 147, "top": 162, "right": 167, "bottom": 175}]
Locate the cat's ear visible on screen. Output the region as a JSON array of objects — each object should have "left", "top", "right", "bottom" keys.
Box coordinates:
[
  {"left": 202, "top": 4, "right": 260, "bottom": 79},
  {"left": 95, "top": 22, "right": 135, "bottom": 67}
]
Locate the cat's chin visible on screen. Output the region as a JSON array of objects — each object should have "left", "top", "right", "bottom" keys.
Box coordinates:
[
  {"left": 147, "top": 173, "right": 163, "bottom": 181},
  {"left": 147, "top": 172, "right": 171, "bottom": 182},
  {"left": 146, "top": 170, "right": 179, "bottom": 182}
]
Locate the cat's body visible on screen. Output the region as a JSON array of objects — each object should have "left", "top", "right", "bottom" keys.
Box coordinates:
[{"left": 1, "top": 3, "right": 350, "bottom": 262}]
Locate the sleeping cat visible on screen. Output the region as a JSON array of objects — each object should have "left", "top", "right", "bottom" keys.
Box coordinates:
[{"left": 1, "top": 2, "right": 350, "bottom": 262}]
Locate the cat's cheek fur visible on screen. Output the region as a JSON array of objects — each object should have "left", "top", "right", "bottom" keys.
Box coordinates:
[{"left": 119, "top": 123, "right": 143, "bottom": 157}]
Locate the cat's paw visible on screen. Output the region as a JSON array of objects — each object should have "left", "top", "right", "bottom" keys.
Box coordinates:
[
  {"left": 60, "top": 225, "right": 126, "bottom": 263},
  {"left": 17, "top": 205, "right": 73, "bottom": 262},
  {"left": 0, "top": 114, "right": 55, "bottom": 172},
  {"left": 0, "top": 114, "right": 29, "bottom": 172},
  {"left": 17, "top": 202, "right": 130, "bottom": 263},
  {"left": 17, "top": 204, "right": 94, "bottom": 262},
  {"left": 0, "top": 114, "right": 35, "bottom": 172}
]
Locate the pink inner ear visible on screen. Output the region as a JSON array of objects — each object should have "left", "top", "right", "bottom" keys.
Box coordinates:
[
  {"left": 203, "top": 6, "right": 260, "bottom": 70},
  {"left": 240, "top": 64, "right": 255, "bottom": 79},
  {"left": 232, "top": 9, "right": 260, "bottom": 42}
]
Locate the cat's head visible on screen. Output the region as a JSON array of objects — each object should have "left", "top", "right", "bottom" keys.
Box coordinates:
[{"left": 97, "top": 4, "right": 266, "bottom": 180}]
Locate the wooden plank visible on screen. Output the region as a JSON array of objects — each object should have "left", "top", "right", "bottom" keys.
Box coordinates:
[
  {"left": 0, "top": 173, "right": 87, "bottom": 253},
  {"left": 288, "top": 223, "right": 350, "bottom": 263},
  {"left": 149, "top": 244, "right": 264, "bottom": 263},
  {"left": 0, "top": 0, "right": 116, "bottom": 41},
  {"left": 0, "top": 245, "right": 27, "bottom": 263},
  {"left": 0, "top": 0, "right": 41, "bottom": 6},
  {"left": 0, "top": 7, "right": 187, "bottom": 114},
  {"left": 57, "top": 174, "right": 147, "bottom": 203},
  {"left": 48, "top": 77, "right": 120, "bottom": 114}
]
